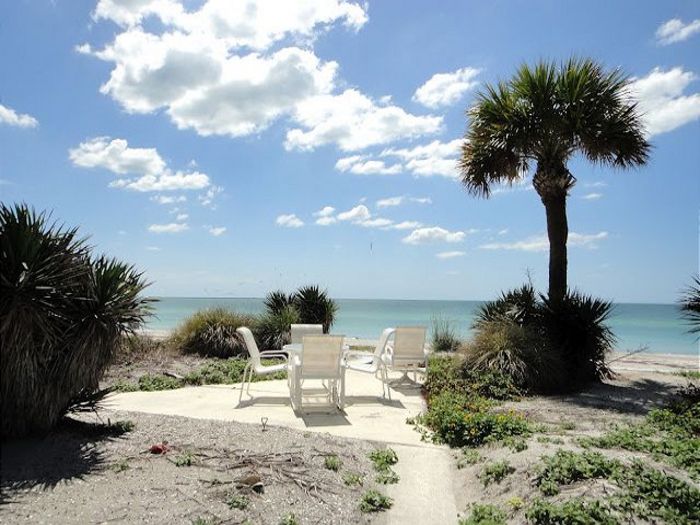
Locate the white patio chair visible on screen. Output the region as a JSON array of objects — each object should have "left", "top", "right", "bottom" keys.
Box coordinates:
[
  {"left": 344, "top": 328, "right": 395, "bottom": 400},
  {"left": 236, "top": 327, "right": 289, "bottom": 404},
  {"left": 382, "top": 326, "right": 428, "bottom": 383},
  {"left": 289, "top": 335, "right": 345, "bottom": 412},
  {"left": 290, "top": 323, "right": 324, "bottom": 344}
]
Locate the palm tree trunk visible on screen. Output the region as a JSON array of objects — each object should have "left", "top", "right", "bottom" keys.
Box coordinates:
[{"left": 543, "top": 192, "right": 568, "bottom": 303}]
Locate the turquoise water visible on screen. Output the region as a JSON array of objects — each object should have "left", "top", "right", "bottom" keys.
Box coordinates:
[{"left": 146, "top": 298, "right": 699, "bottom": 356}]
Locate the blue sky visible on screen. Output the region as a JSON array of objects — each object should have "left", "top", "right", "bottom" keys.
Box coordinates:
[{"left": 1, "top": 0, "right": 699, "bottom": 302}]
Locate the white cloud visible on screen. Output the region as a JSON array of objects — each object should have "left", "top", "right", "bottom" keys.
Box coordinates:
[
  {"left": 93, "top": 0, "right": 367, "bottom": 49},
  {"left": 70, "top": 137, "right": 211, "bottom": 192},
  {"left": 376, "top": 195, "right": 432, "bottom": 208},
  {"left": 146, "top": 245, "right": 161, "bottom": 251},
  {"left": 435, "top": 251, "right": 465, "bottom": 259},
  {"left": 585, "top": 181, "right": 607, "bottom": 188},
  {"left": 491, "top": 177, "right": 534, "bottom": 195},
  {"left": 175, "top": 213, "right": 189, "bottom": 221},
  {"left": 313, "top": 206, "right": 336, "bottom": 217},
  {"left": 480, "top": 232, "right": 608, "bottom": 252},
  {"left": 358, "top": 217, "right": 393, "bottom": 228},
  {"left": 413, "top": 67, "right": 480, "bottom": 109},
  {"left": 0, "top": 103, "right": 38, "bottom": 128},
  {"left": 582, "top": 192, "right": 603, "bottom": 200},
  {"left": 655, "top": 18, "right": 700, "bottom": 45},
  {"left": 276, "top": 213, "right": 304, "bottom": 228},
  {"left": 376, "top": 196, "right": 404, "bottom": 208},
  {"left": 498, "top": 228, "right": 509, "bottom": 236},
  {"left": 286, "top": 89, "right": 443, "bottom": 151},
  {"left": 335, "top": 155, "right": 402, "bottom": 175},
  {"left": 337, "top": 204, "right": 371, "bottom": 222},
  {"left": 402, "top": 226, "right": 466, "bottom": 245},
  {"left": 381, "top": 139, "right": 462, "bottom": 178},
  {"left": 148, "top": 222, "right": 189, "bottom": 233},
  {"left": 198, "top": 185, "right": 223, "bottom": 207},
  {"left": 316, "top": 216, "right": 337, "bottom": 226},
  {"left": 151, "top": 194, "right": 187, "bottom": 204},
  {"left": 386, "top": 220, "right": 423, "bottom": 230},
  {"left": 629, "top": 67, "right": 700, "bottom": 136},
  {"left": 207, "top": 226, "right": 227, "bottom": 236},
  {"left": 83, "top": 1, "right": 435, "bottom": 151}
]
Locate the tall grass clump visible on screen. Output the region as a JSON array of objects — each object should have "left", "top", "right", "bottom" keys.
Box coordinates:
[
  {"left": 466, "top": 284, "right": 614, "bottom": 392},
  {"left": 170, "top": 307, "right": 256, "bottom": 358},
  {"left": 430, "top": 316, "right": 462, "bottom": 352},
  {"left": 256, "top": 304, "right": 299, "bottom": 349},
  {"left": 0, "top": 203, "right": 152, "bottom": 438}
]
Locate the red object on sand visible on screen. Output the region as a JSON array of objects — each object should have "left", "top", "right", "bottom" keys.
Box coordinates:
[{"left": 149, "top": 442, "right": 170, "bottom": 454}]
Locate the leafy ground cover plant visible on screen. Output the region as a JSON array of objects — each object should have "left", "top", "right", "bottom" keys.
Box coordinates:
[
  {"left": 324, "top": 454, "right": 342, "bottom": 472},
  {"left": 526, "top": 499, "right": 618, "bottom": 525},
  {"left": 359, "top": 490, "right": 393, "bottom": 513},
  {"left": 369, "top": 447, "right": 400, "bottom": 484},
  {"left": 459, "top": 503, "right": 507, "bottom": 525},
  {"left": 479, "top": 460, "right": 515, "bottom": 486}
]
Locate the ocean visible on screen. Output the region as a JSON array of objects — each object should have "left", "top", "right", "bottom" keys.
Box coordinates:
[{"left": 145, "top": 298, "right": 699, "bottom": 357}]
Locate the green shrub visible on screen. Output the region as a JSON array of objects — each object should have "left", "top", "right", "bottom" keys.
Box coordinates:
[
  {"left": 256, "top": 305, "right": 299, "bottom": 350},
  {"left": 324, "top": 454, "right": 342, "bottom": 472},
  {"left": 264, "top": 290, "right": 293, "bottom": 316},
  {"left": 359, "top": 490, "right": 393, "bottom": 512},
  {"left": 0, "top": 203, "right": 152, "bottom": 438},
  {"left": 471, "top": 285, "right": 615, "bottom": 392},
  {"left": 376, "top": 469, "right": 400, "bottom": 484},
  {"left": 174, "top": 451, "right": 195, "bottom": 467},
  {"left": 431, "top": 316, "right": 462, "bottom": 352},
  {"left": 539, "top": 292, "right": 614, "bottom": 386},
  {"left": 457, "top": 449, "right": 484, "bottom": 469},
  {"left": 292, "top": 285, "right": 337, "bottom": 333},
  {"left": 170, "top": 308, "right": 256, "bottom": 358},
  {"left": 138, "top": 374, "right": 183, "bottom": 391},
  {"left": 464, "top": 320, "right": 566, "bottom": 393},
  {"left": 418, "top": 391, "right": 530, "bottom": 448},
  {"left": 459, "top": 504, "right": 507, "bottom": 525},
  {"left": 480, "top": 460, "right": 515, "bottom": 486},
  {"left": 425, "top": 355, "right": 521, "bottom": 401},
  {"left": 526, "top": 499, "right": 619, "bottom": 525}
]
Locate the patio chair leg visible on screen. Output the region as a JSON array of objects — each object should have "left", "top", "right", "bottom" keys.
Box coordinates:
[
  {"left": 239, "top": 363, "right": 251, "bottom": 403},
  {"left": 382, "top": 366, "right": 392, "bottom": 401}
]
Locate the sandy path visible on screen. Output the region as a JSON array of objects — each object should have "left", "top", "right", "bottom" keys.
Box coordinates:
[{"left": 383, "top": 444, "right": 458, "bottom": 525}]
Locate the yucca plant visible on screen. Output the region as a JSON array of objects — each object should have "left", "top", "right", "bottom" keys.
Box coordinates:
[
  {"left": 170, "top": 307, "right": 257, "bottom": 357},
  {"left": 679, "top": 276, "right": 700, "bottom": 334},
  {"left": 0, "top": 203, "right": 152, "bottom": 438},
  {"left": 473, "top": 284, "right": 540, "bottom": 328},
  {"left": 292, "top": 285, "right": 338, "bottom": 333},
  {"left": 263, "top": 290, "right": 293, "bottom": 316},
  {"left": 255, "top": 304, "right": 299, "bottom": 350}
]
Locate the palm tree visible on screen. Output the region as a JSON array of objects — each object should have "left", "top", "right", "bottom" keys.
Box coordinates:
[
  {"left": 459, "top": 58, "right": 650, "bottom": 303},
  {"left": 679, "top": 276, "right": 700, "bottom": 334}
]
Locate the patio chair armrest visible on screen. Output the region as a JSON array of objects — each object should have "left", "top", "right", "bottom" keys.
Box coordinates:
[{"left": 258, "top": 351, "right": 289, "bottom": 361}]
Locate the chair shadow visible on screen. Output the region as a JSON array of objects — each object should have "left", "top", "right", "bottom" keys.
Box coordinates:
[
  {"left": 0, "top": 417, "right": 127, "bottom": 505},
  {"left": 344, "top": 395, "right": 406, "bottom": 409},
  {"left": 298, "top": 411, "right": 352, "bottom": 427},
  {"left": 235, "top": 396, "right": 293, "bottom": 409}
]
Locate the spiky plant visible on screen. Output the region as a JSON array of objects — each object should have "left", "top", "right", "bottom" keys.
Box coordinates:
[
  {"left": 679, "top": 276, "right": 700, "bottom": 334},
  {"left": 474, "top": 284, "right": 540, "bottom": 328},
  {"left": 255, "top": 304, "right": 299, "bottom": 350},
  {"left": 0, "top": 203, "right": 152, "bottom": 438},
  {"left": 263, "top": 290, "right": 293, "bottom": 316},
  {"left": 460, "top": 58, "right": 650, "bottom": 303},
  {"left": 292, "top": 285, "right": 338, "bottom": 333},
  {"left": 170, "top": 307, "right": 257, "bottom": 357}
]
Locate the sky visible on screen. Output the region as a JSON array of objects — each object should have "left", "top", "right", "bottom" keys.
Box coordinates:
[{"left": 1, "top": 0, "right": 699, "bottom": 303}]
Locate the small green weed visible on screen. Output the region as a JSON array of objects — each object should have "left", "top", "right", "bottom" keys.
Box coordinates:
[
  {"left": 369, "top": 448, "right": 398, "bottom": 470},
  {"left": 457, "top": 449, "right": 483, "bottom": 469},
  {"left": 138, "top": 374, "right": 183, "bottom": 391},
  {"left": 359, "top": 490, "right": 393, "bottom": 513},
  {"left": 535, "top": 450, "right": 620, "bottom": 496},
  {"left": 502, "top": 436, "right": 528, "bottom": 452},
  {"left": 175, "top": 451, "right": 196, "bottom": 467},
  {"left": 278, "top": 513, "right": 299, "bottom": 525},
  {"left": 110, "top": 458, "right": 130, "bottom": 473},
  {"left": 459, "top": 503, "right": 507, "bottom": 525},
  {"left": 480, "top": 460, "right": 515, "bottom": 486},
  {"left": 227, "top": 494, "right": 249, "bottom": 510},
  {"left": 342, "top": 472, "right": 363, "bottom": 487},
  {"left": 507, "top": 496, "right": 524, "bottom": 510},
  {"left": 324, "top": 454, "right": 342, "bottom": 472},
  {"left": 376, "top": 469, "right": 400, "bottom": 484}
]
